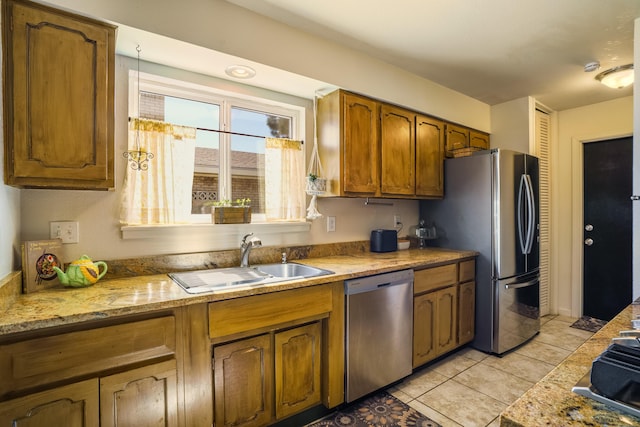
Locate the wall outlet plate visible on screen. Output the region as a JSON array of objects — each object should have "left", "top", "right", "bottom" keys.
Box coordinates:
[
  {"left": 327, "top": 216, "right": 336, "bottom": 232},
  {"left": 50, "top": 221, "right": 80, "bottom": 244}
]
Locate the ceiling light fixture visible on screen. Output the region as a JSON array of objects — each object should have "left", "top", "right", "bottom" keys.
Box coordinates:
[
  {"left": 595, "top": 64, "right": 634, "bottom": 89},
  {"left": 225, "top": 65, "right": 256, "bottom": 79}
]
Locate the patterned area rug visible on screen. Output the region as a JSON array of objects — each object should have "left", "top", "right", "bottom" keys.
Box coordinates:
[
  {"left": 305, "top": 391, "right": 441, "bottom": 427},
  {"left": 570, "top": 315, "right": 608, "bottom": 333}
]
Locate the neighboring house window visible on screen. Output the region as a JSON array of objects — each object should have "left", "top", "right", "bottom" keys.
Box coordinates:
[{"left": 122, "top": 71, "right": 305, "bottom": 225}]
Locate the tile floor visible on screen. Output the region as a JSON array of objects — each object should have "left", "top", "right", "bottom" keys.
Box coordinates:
[{"left": 387, "top": 315, "right": 595, "bottom": 427}]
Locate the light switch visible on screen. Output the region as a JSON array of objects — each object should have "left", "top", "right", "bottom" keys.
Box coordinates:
[{"left": 50, "top": 221, "right": 80, "bottom": 244}]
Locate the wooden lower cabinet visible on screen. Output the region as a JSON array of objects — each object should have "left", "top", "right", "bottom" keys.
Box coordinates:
[
  {"left": 100, "top": 360, "right": 178, "bottom": 427},
  {"left": 214, "top": 322, "right": 322, "bottom": 427},
  {"left": 458, "top": 281, "right": 476, "bottom": 345},
  {"left": 0, "top": 360, "right": 179, "bottom": 427},
  {"left": 275, "top": 322, "right": 322, "bottom": 419},
  {"left": 0, "top": 313, "right": 179, "bottom": 427},
  {"left": 0, "top": 379, "right": 99, "bottom": 427},
  {"left": 413, "top": 286, "right": 457, "bottom": 368},
  {"left": 213, "top": 334, "right": 273, "bottom": 427},
  {"left": 413, "top": 259, "right": 476, "bottom": 368}
]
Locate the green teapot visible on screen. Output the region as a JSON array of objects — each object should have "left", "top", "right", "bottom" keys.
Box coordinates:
[{"left": 53, "top": 255, "right": 108, "bottom": 287}]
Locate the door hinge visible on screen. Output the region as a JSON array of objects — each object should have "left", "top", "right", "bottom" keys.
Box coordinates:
[{"left": 211, "top": 358, "right": 215, "bottom": 371}]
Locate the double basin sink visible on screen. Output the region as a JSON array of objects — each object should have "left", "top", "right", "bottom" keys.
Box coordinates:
[{"left": 168, "top": 263, "right": 334, "bottom": 294}]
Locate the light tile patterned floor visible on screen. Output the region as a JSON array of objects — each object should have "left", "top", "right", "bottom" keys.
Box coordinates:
[{"left": 387, "top": 315, "right": 593, "bottom": 427}]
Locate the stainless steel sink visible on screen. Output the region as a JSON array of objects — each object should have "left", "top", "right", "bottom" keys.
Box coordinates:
[
  {"left": 254, "top": 263, "right": 334, "bottom": 279},
  {"left": 168, "top": 263, "right": 334, "bottom": 294}
]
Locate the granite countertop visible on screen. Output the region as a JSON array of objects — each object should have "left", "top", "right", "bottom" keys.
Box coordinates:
[
  {"left": 0, "top": 247, "right": 475, "bottom": 337},
  {"left": 500, "top": 302, "right": 640, "bottom": 426}
]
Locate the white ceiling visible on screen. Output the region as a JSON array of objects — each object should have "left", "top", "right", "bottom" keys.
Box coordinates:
[{"left": 222, "top": 0, "right": 640, "bottom": 111}]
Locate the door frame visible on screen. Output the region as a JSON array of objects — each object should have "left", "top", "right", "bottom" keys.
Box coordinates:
[{"left": 570, "top": 132, "right": 633, "bottom": 317}]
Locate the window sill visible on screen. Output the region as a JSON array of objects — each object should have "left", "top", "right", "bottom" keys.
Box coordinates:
[{"left": 120, "top": 221, "right": 312, "bottom": 245}]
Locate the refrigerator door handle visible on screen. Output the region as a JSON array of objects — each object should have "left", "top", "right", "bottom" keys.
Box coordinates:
[
  {"left": 517, "top": 174, "right": 528, "bottom": 254},
  {"left": 505, "top": 278, "right": 538, "bottom": 290},
  {"left": 524, "top": 174, "right": 535, "bottom": 254}
]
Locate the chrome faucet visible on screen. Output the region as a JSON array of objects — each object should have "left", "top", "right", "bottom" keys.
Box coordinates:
[{"left": 240, "top": 233, "right": 262, "bottom": 267}]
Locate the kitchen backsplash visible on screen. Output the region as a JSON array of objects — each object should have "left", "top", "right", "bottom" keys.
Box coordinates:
[{"left": 105, "top": 240, "right": 371, "bottom": 279}]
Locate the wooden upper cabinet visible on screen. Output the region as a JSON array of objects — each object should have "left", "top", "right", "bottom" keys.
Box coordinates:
[
  {"left": 342, "top": 93, "right": 379, "bottom": 194},
  {"left": 445, "top": 125, "right": 490, "bottom": 158},
  {"left": 317, "top": 89, "right": 487, "bottom": 198},
  {"left": 317, "top": 90, "right": 380, "bottom": 196},
  {"left": 415, "top": 115, "right": 444, "bottom": 197},
  {"left": 470, "top": 130, "right": 490, "bottom": 150},
  {"left": 380, "top": 105, "right": 415, "bottom": 196},
  {"left": 444, "top": 123, "right": 470, "bottom": 156},
  {"left": 3, "top": 0, "right": 115, "bottom": 189}
]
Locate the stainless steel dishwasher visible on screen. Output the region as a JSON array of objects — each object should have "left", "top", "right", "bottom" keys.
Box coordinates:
[{"left": 345, "top": 269, "right": 414, "bottom": 402}]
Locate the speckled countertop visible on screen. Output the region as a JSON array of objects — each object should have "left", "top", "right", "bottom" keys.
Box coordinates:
[
  {"left": 0, "top": 247, "right": 475, "bottom": 337},
  {"left": 500, "top": 302, "right": 640, "bottom": 426}
]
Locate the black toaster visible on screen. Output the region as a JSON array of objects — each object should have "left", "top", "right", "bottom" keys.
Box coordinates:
[{"left": 370, "top": 229, "right": 398, "bottom": 252}]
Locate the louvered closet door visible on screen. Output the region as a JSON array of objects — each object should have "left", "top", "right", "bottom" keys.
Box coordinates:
[{"left": 535, "top": 109, "right": 551, "bottom": 316}]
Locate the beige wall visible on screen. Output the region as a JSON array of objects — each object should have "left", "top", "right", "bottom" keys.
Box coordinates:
[
  {"left": 490, "top": 97, "right": 536, "bottom": 154},
  {"left": 0, "top": 139, "right": 21, "bottom": 277},
  {"left": 553, "top": 96, "right": 634, "bottom": 317},
  {"left": 43, "top": 0, "right": 490, "bottom": 131},
  {"left": 3, "top": 0, "right": 491, "bottom": 267}
]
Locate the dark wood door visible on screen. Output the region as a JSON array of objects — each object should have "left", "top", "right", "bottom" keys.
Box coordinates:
[{"left": 583, "top": 137, "right": 632, "bottom": 321}]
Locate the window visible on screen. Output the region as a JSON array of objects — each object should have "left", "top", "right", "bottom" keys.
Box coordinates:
[{"left": 128, "top": 72, "right": 305, "bottom": 223}]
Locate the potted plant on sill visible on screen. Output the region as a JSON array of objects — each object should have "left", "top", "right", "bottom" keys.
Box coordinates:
[{"left": 205, "top": 198, "right": 252, "bottom": 224}]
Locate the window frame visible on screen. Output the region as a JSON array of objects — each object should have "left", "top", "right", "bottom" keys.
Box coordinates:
[
  {"left": 128, "top": 70, "right": 307, "bottom": 225},
  {"left": 120, "top": 69, "right": 311, "bottom": 241}
]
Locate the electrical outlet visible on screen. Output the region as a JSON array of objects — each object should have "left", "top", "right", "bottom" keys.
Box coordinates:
[
  {"left": 327, "top": 216, "right": 336, "bottom": 232},
  {"left": 393, "top": 215, "right": 402, "bottom": 229},
  {"left": 50, "top": 221, "right": 80, "bottom": 244}
]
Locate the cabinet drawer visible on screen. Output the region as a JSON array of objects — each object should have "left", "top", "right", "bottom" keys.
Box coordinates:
[
  {"left": 414, "top": 264, "right": 457, "bottom": 294},
  {"left": 459, "top": 260, "right": 475, "bottom": 282},
  {"left": 209, "top": 285, "right": 332, "bottom": 339},
  {"left": 0, "top": 316, "right": 175, "bottom": 398}
]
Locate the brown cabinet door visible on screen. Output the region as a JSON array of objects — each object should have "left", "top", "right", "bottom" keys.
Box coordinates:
[
  {"left": 380, "top": 105, "right": 415, "bottom": 196},
  {"left": 4, "top": 0, "right": 115, "bottom": 189},
  {"left": 342, "top": 92, "right": 379, "bottom": 194},
  {"left": 413, "top": 285, "right": 458, "bottom": 368},
  {"left": 213, "top": 335, "right": 273, "bottom": 427},
  {"left": 469, "top": 130, "right": 490, "bottom": 150},
  {"left": 444, "top": 124, "right": 470, "bottom": 157},
  {"left": 413, "top": 292, "right": 437, "bottom": 368},
  {"left": 100, "top": 360, "right": 178, "bottom": 427},
  {"left": 436, "top": 286, "right": 458, "bottom": 354},
  {"left": 458, "top": 281, "right": 476, "bottom": 345},
  {"left": 275, "top": 322, "right": 322, "bottom": 419},
  {"left": 0, "top": 379, "right": 99, "bottom": 427},
  {"left": 415, "top": 115, "right": 444, "bottom": 197}
]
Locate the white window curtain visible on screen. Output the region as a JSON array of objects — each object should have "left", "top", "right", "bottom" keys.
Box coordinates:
[
  {"left": 120, "top": 119, "right": 196, "bottom": 225},
  {"left": 264, "top": 138, "right": 305, "bottom": 221}
]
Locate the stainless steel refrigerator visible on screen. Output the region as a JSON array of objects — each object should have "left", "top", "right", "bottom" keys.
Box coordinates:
[{"left": 421, "top": 149, "right": 540, "bottom": 355}]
